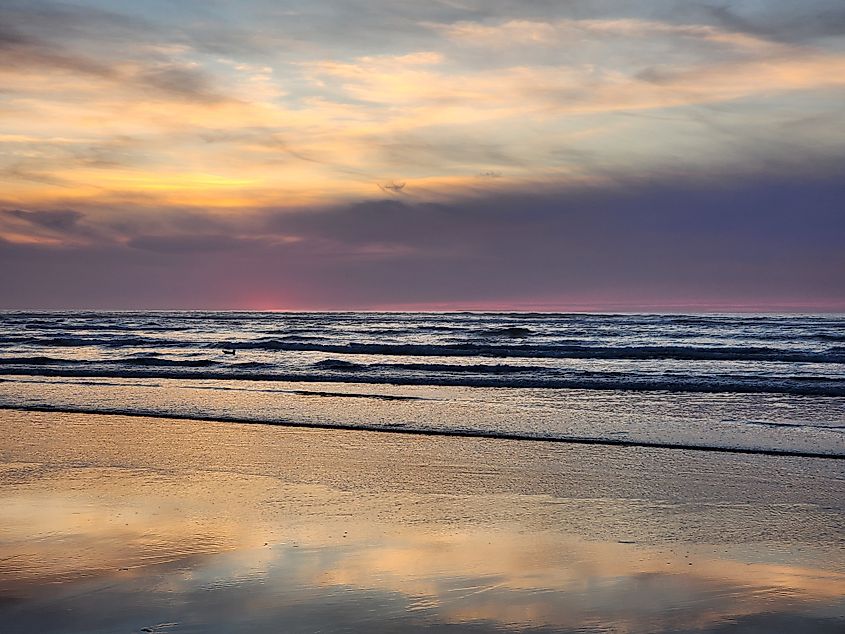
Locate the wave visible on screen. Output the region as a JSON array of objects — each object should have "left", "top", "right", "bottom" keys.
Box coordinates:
[
  {"left": 412, "top": 325, "right": 471, "bottom": 332},
  {"left": 193, "top": 386, "right": 426, "bottom": 401},
  {"left": 478, "top": 326, "right": 535, "bottom": 338},
  {"left": 380, "top": 362, "right": 539, "bottom": 374},
  {"left": 2, "top": 355, "right": 223, "bottom": 369},
  {"left": 314, "top": 358, "right": 366, "bottom": 370},
  {"left": 260, "top": 334, "right": 330, "bottom": 341},
  {"left": 213, "top": 340, "right": 845, "bottom": 364},
  {"left": 0, "top": 335, "right": 183, "bottom": 348},
  {"left": 19, "top": 323, "right": 189, "bottom": 332},
  {"left": 1, "top": 366, "right": 843, "bottom": 396},
  {"left": 721, "top": 419, "right": 845, "bottom": 431},
  {"left": 316, "top": 359, "right": 539, "bottom": 374},
  {"left": 817, "top": 334, "right": 845, "bottom": 342},
  {"left": 1, "top": 404, "right": 840, "bottom": 460},
  {"left": 0, "top": 356, "right": 66, "bottom": 365},
  {"left": 125, "top": 357, "right": 219, "bottom": 367}
]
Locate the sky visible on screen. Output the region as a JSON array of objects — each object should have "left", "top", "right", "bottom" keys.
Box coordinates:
[{"left": 1, "top": 0, "right": 844, "bottom": 311}]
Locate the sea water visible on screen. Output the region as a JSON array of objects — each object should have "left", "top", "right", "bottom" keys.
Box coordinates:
[{"left": 1, "top": 311, "right": 843, "bottom": 456}]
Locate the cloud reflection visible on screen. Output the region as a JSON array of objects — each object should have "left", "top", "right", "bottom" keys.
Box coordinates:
[{"left": 0, "top": 413, "right": 845, "bottom": 632}]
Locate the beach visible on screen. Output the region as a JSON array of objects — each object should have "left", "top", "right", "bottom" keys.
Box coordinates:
[{"left": 2, "top": 408, "right": 843, "bottom": 633}]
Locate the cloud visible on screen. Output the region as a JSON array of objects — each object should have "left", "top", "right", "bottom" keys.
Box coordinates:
[
  {"left": 134, "top": 64, "right": 232, "bottom": 103},
  {"left": 4, "top": 209, "right": 83, "bottom": 232},
  {"left": 126, "top": 234, "right": 266, "bottom": 253},
  {"left": 0, "top": 5, "right": 232, "bottom": 104},
  {"left": 307, "top": 24, "right": 845, "bottom": 116},
  {"left": 378, "top": 181, "right": 406, "bottom": 194},
  {"left": 700, "top": 2, "right": 845, "bottom": 43},
  {"left": 0, "top": 23, "right": 115, "bottom": 78},
  {"left": 434, "top": 17, "right": 776, "bottom": 52}
]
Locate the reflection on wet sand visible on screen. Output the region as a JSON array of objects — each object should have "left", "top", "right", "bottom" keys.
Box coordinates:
[{"left": 1, "top": 410, "right": 844, "bottom": 633}]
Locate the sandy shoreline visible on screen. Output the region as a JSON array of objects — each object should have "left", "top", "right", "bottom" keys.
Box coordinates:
[{"left": 1, "top": 409, "right": 844, "bottom": 632}]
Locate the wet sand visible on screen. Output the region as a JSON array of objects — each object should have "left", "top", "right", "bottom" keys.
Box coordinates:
[{"left": 1, "top": 409, "right": 844, "bottom": 633}]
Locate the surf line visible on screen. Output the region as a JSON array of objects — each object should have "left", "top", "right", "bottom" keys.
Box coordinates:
[{"left": 1, "top": 404, "right": 842, "bottom": 461}]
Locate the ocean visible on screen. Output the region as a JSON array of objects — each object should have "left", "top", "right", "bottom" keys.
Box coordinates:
[{"left": 1, "top": 311, "right": 843, "bottom": 457}]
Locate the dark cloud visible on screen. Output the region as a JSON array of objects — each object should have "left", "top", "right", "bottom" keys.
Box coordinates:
[
  {"left": 0, "top": 4, "right": 232, "bottom": 103},
  {"left": 0, "top": 1, "right": 154, "bottom": 44},
  {"left": 699, "top": 2, "right": 845, "bottom": 42},
  {"left": 635, "top": 67, "right": 675, "bottom": 85},
  {"left": 134, "top": 64, "right": 231, "bottom": 103},
  {"left": 127, "top": 234, "right": 265, "bottom": 253},
  {"left": 0, "top": 22, "right": 115, "bottom": 78},
  {"left": 4, "top": 209, "right": 83, "bottom": 232},
  {"left": 1, "top": 208, "right": 107, "bottom": 242}
]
